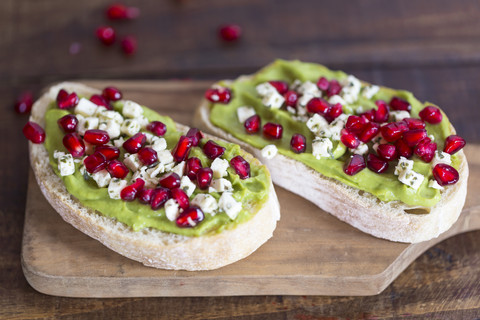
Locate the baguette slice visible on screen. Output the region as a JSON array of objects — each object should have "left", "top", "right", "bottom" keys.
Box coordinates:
[
  {"left": 28, "top": 82, "right": 280, "bottom": 271},
  {"left": 194, "top": 76, "right": 469, "bottom": 243}
]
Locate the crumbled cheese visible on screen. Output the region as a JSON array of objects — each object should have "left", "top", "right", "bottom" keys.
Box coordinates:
[
  {"left": 57, "top": 154, "right": 75, "bottom": 176},
  {"left": 328, "top": 116, "right": 348, "bottom": 141},
  {"left": 120, "top": 119, "right": 141, "bottom": 136},
  {"left": 432, "top": 151, "right": 451, "bottom": 167},
  {"left": 94, "top": 106, "right": 108, "bottom": 116},
  {"left": 286, "top": 106, "right": 296, "bottom": 114},
  {"left": 157, "top": 149, "right": 174, "bottom": 165},
  {"left": 341, "top": 75, "right": 361, "bottom": 104},
  {"left": 136, "top": 115, "right": 149, "bottom": 129},
  {"left": 361, "top": 85, "right": 380, "bottom": 99},
  {"left": 394, "top": 157, "right": 414, "bottom": 175},
  {"left": 113, "top": 137, "right": 125, "bottom": 148},
  {"left": 297, "top": 81, "right": 321, "bottom": 97},
  {"left": 74, "top": 98, "right": 98, "bottom": 117},
  {"left": 328, "top": 95, "right": 346, "bottom": 106},
  {"left": 164, "top": 199, "right": 180, "bottom": 221},
  {"left": 429, "top": 179, "right": 444, "bottom": 190},
  {"left": 180, "top": 176, "right": 196, "bottom": 197},
  {"left": 353, "top": 143, "right": 369, "bottom": 155},
  {"left": 306, "top": 113, "right": 329, "bottom": 135},
  {"left": 98, "top": 110, "right": 124, "bottom": 124},
  {"left": 389, "top": 110, "right": 410, "bottom": 122},
  {"left": 261, "top": 144, "right": 278, "bottom": 159},
  {"left": 172, "top": 161, "right": 185, "bottom": 177},
  {"left": 256, "top": 82, "right": 277, "bottom": 96},
  {"left": 151, "top": 137, "right": 167, "bottom": 153},
  {"left": 191, "top": 194, "right": 218, "bottom": 215},
  {"left": 429, "top": 134, "right": 435, "bottom": 142},
  {"left": 236, "top": 106, "right": 256, "bottom": 123},
  {"left": 77, "top": 117, "right": 99, "bottom": 135},
  {"left": 91, "top": 169, "right": 112, "bottom": 188},
  {"left": 98, "top": 120, "right": 121, "bottom": 139},
  {"left": 290, "top": 79, "right": 302, "bottom": 90},
  {"left": 312, "top": 138, "right": 333, "bottom": 159},
  {"left": 122, "top": 100, "right": 143, "bottom": 118},
  {"left": 218, "top": 192, "right": 242, "bottom": 220},
  {"left": 123, "top": 153, "right": 142, "bottom": 171},
  {"left": 131, "top": 166, "right": 158, "bottom": 188},
  {"left": 211, "top": 178, "right": 233, "bottom": 193},
  {"left": 108, "top": 179, "right": 127, "bottom": 200},
  {"left": 398, "top": 170, "right": 424, "bottom": 191},
  {"left": 147, "top": 162, "right": 165, "bottom": 178},
  {"left": 211, "top": 158, "right": 229, "bottom": 179},
  {"left": 262, "top": 90, "right": 285, "bottom": 109},
  {"left": 296, "top": 93, "right": 315, "bottom": 108},
  {"left": 53, "top": 150, "right": 66, "bottom": 159}
]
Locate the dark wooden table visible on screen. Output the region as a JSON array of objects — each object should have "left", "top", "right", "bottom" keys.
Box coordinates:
[{"left": 2, "top": 0, "right": 480, "bottom": 318}]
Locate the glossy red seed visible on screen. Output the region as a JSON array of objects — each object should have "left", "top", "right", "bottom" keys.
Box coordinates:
[
  {"left": 204, "top": 87, "right": 232, "bottom": 103},
  {"left": 95, "top": 145, "right": 120, "bottom": 160},
  {"left": 268, "top": 81, "right": 289, "bottom": 95},
  {"left": 380, "top": 121, "right": 409, "bottom": 142},
  {"left": 107, "top": 160, "right": 129, "bottom": 178},
  {"left": 102, "top": 87, "right": 123, "bottom": 101},
  {"left": 346, "top": 115, "right": 369, "bottom": 135},
  {"left": 106, "top": 3, "right": 140, "bottom": 20},
  {"left": 306, "top": 97, "right": 330, "bottom": 114},
  {"left": 284, "top": 90, "right": 298, "bottom": 107},
  {"left": 176, "top": 206, "right": 204, "bottom": 228},
  {"left": 290, "top": 133, "right": 307, "bottom": 153},
  {"left": 138, "top": 147, "right": 158, "bottom": 165},
  {"left": 389, "top": 97, "right": 411, "bottom": 112},
  {"left": 172, "top": 136, "right": 193, "bottom": 162},
  {"left": 121, "top": 178, "right": 145, "bottom": 202},
  {"left": 84, "top": 129, "right": 110, "bottom": 145},
  {"left": 89, "top": 94, "right": 112, "bottom": 110},
  {"left": 23, "top": 121, "right": 45, "bottom": 144},
  {"left": 244, "top": 114, "right": 261, "bottom": 134},
  {"left": 376, "top": 144, "right": 397, "bottom": 161},
  {"left": 395, "top": 139, "right": 413, "bottom": 158},
  {"left": 358, "top": 122, "right": 380, "bottom": 143},
  {"left": 14, "top": 92, "right": 33, "bottom": 114},
  {"left": 317, "top": 77, "right": 329, "bottom": 91},
  {"left": 121, "top": 36, "right": 137, "bottom": 55},
  {"left": 185, "top": 157, "right": 202, "bottom": 180},
  {"left": 433, "top": 164, "right": 459, "bottom": 186},
  {"left": 343, "top": 154, "right": 366, "bottom": 176},
  {"left": 56, "top": 89, "right": 68, "bottom": 104},
  {"left": 218, "top": 24, "right": 242, "bottom": 42},
  {"left": 367, "top": 153, "right": 389, "bottom": 173},
  {"left": 159, "top": 172, "right": 181, "bottom": 189},
  {"left": 402, "top": 129, "right": 427, "bottom": 147},
  {"left": 57, "top": 91, "right": 79, "bottom": 109},
  {"left": 146, "top": 121, "right": 167, "bottom": 136},
  {"left": 403, "top": 118, "right": 425, "bottom": 130},
  {"left": 197, "top": 167, "right": 213, "bottom": 189},
  {"left": 122, "top": 133, "right": 146, "bottom": 153},
  {"left": 443, "top": 135, "right": 466, "bottom": 155},
  {"left": 150, "top": 187, "right": 170, "bottom": 210},
  {"left": 374, "top": 100, "right": 389, "bottom": 123},
  {"left": 230, "top": 156, "right": 250, "bottom": 179},
  {"left": 326, "top": 103, "right": 343, "bottom": 122},
  {"left": 414, "top": 140, "right": 437, "bottom": 163},
  {"left": 203, "top": 140, "right": 226, "bottom": 160},
  {"left": 186, "top": 128, "right": 204, "bottom": 147},
  {"left": 84, "top": 151, "right": 108, "bottom": 174},
  {"left": 340, "top": 129, "right": 360, "bottom": 149},
  {"left": 419, "top": 106, "right": 443, "bottom": 124},
  {"left": 360, "top": 109, "right": 375, "bottom": 122},
  {"left": 57, "top": 114, "right": 78, "bottom": 133},
  {"left": 171, "top": 188, "right": 190, "bottom": 209},
  {"left": 137, "top": 188, "right": 154, "bottom": 204},
  {"left": 263, "top": 122, "right": 283, "bottom": 139},
  {"left": 326, "top": 79, "right": 342, "bottom": 97},
  {"left": 96, "top": 26, "right": 116, "bottom": 46},
  {"left": 63, "top": 133, "right": 85, "bottom": 157}
]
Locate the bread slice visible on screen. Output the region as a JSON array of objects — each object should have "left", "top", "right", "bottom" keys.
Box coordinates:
[
  {"left": 194, "top": 77, "right": 469, "bottom": 243},
  {"left": 28, "top": 82, "right": 280, "bottom": 271}
]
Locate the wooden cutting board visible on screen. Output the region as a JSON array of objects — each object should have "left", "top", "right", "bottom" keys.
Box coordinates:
[{"left": 21, "top": 81, "right": 480, "bottom": 297}]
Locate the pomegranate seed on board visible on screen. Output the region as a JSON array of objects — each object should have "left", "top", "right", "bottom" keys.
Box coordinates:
[
  {"left": 122, "top": 133, "right": 146, "bottom": 153},
  {"left": 23, "top": 121, "right": 45, "bottom": 144},
  {"left": 57, "top": 91, "right": 79, "bottom": 109},
  {"left": 402, "top": 129, "right": 427, "bottom": 147},
  {"left": 63, "top": 133, "right": 85, "bottom": 157},
  {"left": 204, "top": 87, "right": 232, "bottom": 103},
  {"left": 367, "top": 153, "right": 389, "bottom": 173},
  {"left": 230, "top": 156, "right": 251, "bottom": 179},
  {"left": 218, "top": 24, "right": 242, "bottom": 42},
  {"left": 340, "top": 129, "right": 360, "bottom": 149},
  {"left": 197, "top": 167, "right": 213, "bottom": 189},
  {"left": 84, "top": 129, "right": 110, "bottom": 145},
  {"left": 419, "top": 106, "right": 443, "bottom": 124},
  {"left": 137, "top": 188, "right": 154, "bottom": 204},
  {"left": 186, "top": 128, "right": 204, "bottom": 147},
  {"left": 403, "top": 118, "right": 425, "bottom": 130},
  {"left": 326, "top": 103, "right": 343, "bottom": 122},
  {"left": 121, "top": 178, "right": 145, "bottom": 202},
  {"left": 146, "top": 121, "right": 167, "bottom": 136},
  {"left": 138, "top": 147, "right": 158, "bottom": 165},
  {"left": 443, "top": 135, "right": 466, "bottom": 155},
  {"left": 90, "top": 94, "right": 112, "bottom": 110},
  {"left": 414, "top": 139, "right": 437, "bottom": 163},
  {"left": 433, "top": 164, "right": 459, "bottom": 186},
  {"left": 244, "top": 114, "right": 261, "bottom": 134},
  {"left": 306, "top": 97, "right": 330, "bottom": 115},
  {"left": 380, "top": 122, "right": 408, "bottom": 142},
  {"left": 150, "top": 187, "right": 170, "bottom": 210},
  {"left": 84, "top": 151, "right": 108, "bottom": 174},
  {"left": 376, "top": 144, "right": 397, "bottom": 161},
  {"left": 374, "top": 100, "right": 389, "bottom": 123},
  {"left": 389, "top": 97, "right": 411, "bottom": 112},
  {"left": 159, "top": 172, "right": 181, "bottom": 189},
  {"left": 95, "top": 145, "right": 120, "bottom": 160},
  {"left": 343, "top": 154, "right": 366, "bottom": 176},
  {"left": 317, "top": 77, "right": 330, "bottom": 91},
  {"left": 121, "top": 36, "right": 137, "bottom": 55},
  {"left": 107, "top": 160, "right": 129, "bottom": 178},
  {"left": 57, "top": 114, "right": 78, "bottom": 133},
  {"left": 203, "top": 140, "right": 226, "bottom": 160},
  {"left": 358, "top": 122, "right": 380, "bottom": 143},
  {"left": 14, "top": 92, "right": 33, "bottom": 114},
  {"left": 171, "top": 188, "right": 190, "bottom": 209},
  {"left": 102, "top": 87, "right": 123, "bottom": 101},
  {"left": 290, "top": 133, "right": 307, "bottom": 153},
  {"left": 360, "top": 109, "right": 375, "bottom": 122},
  {"left": 268, "top": 81, "right": 289, "bottom": 95},
  {"left": 346, "top": 115, "right": 368, "bottom": 135},
  {"left": 96, "top": 26, "right": 116, "bottom": 46},
  {"left": 185, "top": 157, "right": 202, "bottom": 180},
  {"left": 263, "top": 123, "right": 283, "bottom": 139},
  {"left": 284, "top": 90, "right": 298, "bottom": 107},
  {"left": 106, "top": 3, "right": 140, "bottom": 20},
  {"left": 395, "top": 139, "right": 413, "bottom": 158},
  {"left": 176, "top": 206, "right": 204, "bottom": 228},
  {"left": 172, "top": 136, "right": 193, "bottom": 162},
  {"left": 326, "top": 79, "right": 342, "bottom": 97}
]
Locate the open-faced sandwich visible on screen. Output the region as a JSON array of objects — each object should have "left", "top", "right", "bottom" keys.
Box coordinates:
[
  {"left": 23, "top": 82, "right": 280, "bottom": 271},
  {"left": 195, "top": 60, "right": 468, "bottom": 243}
]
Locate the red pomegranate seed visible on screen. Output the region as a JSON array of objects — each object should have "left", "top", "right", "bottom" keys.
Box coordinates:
[
  {"left": 171, "top": 188, "right": 190, "bottom": 209},
  {"left": 90, "top": 94, "right": 112, "bottom": 110},
  {"left": 96, "top": 26, "right": 116, "bottom": 46},
  {"left": 402, "top": 129, "right": 427, "bottom": 147},
  {"left": 290, "top": 133, "right": 307, "bottom": 153},
  {"left": 121, "top": 36, "right": 137, "bottom": 55},
  {"left": 204, "top": 87, "right": 232, "bottom": 103},
  {"left": 268, "top": 81, "right": 289, "bottom": 95},
  {"left": 376, "top": 144, "right": 397, "bottom": 161},
  {"left": 203, "top": 140, "right": 226, "bottom": 160},
  {"left": 137, "top": 188, "right": 154, "bottom": 204},
  {"left": 57, "top": 91, "right": 79, "bottom": 109},
  {"left": 218, "top": 24, "right": 242, "bottom": 42},
  {"left": 63, "top": 133, "right": 85, "bottom": 157},
  {"left": 106, "top": 3, "right": 139, "bottom": 20},
  {"left": 123, "top": 133, "right": 146, "bottom": 153},
  {"left": 374, "top": 100, "right": 389, "bottom": 123},
  {"left": 443, "top": 135, "right": 466, "bottom": 155},
  {"left": 186, "top": 128, "right": 204, "bottom": 147},
  {"left": 326, "top": 103, "right": 343, "bottom": 122},
  {"left": 244, "top": 114, "right": 261, "bottom": 134},
  {"left": 403, "top": 118, "right": 425, "bottom": 130},
  {"left": 343, "top": 154, "right": 366, "bottom": 176},
  {"left": 317, "top": 77, "right": 329, "bottom": 91},
  {"left": 395, "top": 139, "right": 413, "bottom": 158},
  {"left": 306, "top": 97, "right": 330, "bottom": 115},
  {"left": 56, "top": 89, "right": 68, "bottom": 104},
  {"left": 284, "top": 90, "right": 298, "bottom": 107},
  {"left": 159, "top": 172, "right": 181, "bottom": 189},
  {"left": 358, "top": 122, "right": 380, "bottom": 143},
  {"left": 14, "top": 91, "right": 33, "bottom": 114},
  {"left": 361, "top": 109, "right": 375, "bottom": 122},
  {"left": 138, "top": 147, "right": 158, "bottom": 165},
  {"left": 172, "top": 136, "right": 193, "bottom": 162},
  {"left": 389, "top": 97, "right": 411, "bottom": 112},
  {"left": 380, "top": 121, "right": 409, "bottom": 142},
  {"left": 150, "top": 187, "right": 170, "bottom": 210},
  {"left": 146, "top": 121, "right": 167, "bottom": 136},
  {"left": 263, "top": 123, "right": 283, "bottom": 139},
  {"left": 102, "top": 86, "right": 123, "bottom": 102},
  {"left": 185, "top": 157, "right": 202, "bottom": 180},
  {"left": 121, "top": 178, "right": 145, "bottom": 202},
  {"left": 433, "top": 164, "right": 459, "bottom": 186},
  {"left": 84, "top": 151, "right": 108, "bottom": 174},
  {"left": 57, "top": 114, "right": 78, "bottom": 133},
  {"left": 197, "top": 167, "right": 213, "bottom": 189},
  {"left": 326, "top": 79, "right": 342, "bottom": 97},
  {"left": 95, "top": 145, "right": 120, "bottom": 160},
  {"left": 346, "top": 115, "right": 369, "bottom": 135},
  {"left": 367, "top": 153, "right": 389, "bottom": 173},
  {"left": 419, "top": 106, "right": 443, "bottom": 124},
  {"left": 107, "top": 159, "right": 129, "bottom": 178},
  {"left": 341, "top": 129, "right": 360, "bottom": 149},
  {"left": 414, "top": 139, "right": 437, "bottom": 163},
  {"left": 176, "top": 206, "right": 204, "bottom": 228},
  {"left": 23, "top": 121, "right": 45, "bottom": 144},
  {"left": 84, "top": 129, "right": 110, "bottom": 145},
  {"left": 230, "top": 155, "right": 250, "bottom": 179}
]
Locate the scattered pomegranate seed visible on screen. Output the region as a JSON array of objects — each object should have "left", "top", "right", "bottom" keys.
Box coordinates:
[
  {"left": 186, "top": 128, "right": 204, "bottom": 147},
  {"left": 326, "top": 79, "right": 342, "bottom": 97},
  {"left": 95, "top": 145, "right": 120, "bottom": 160},
  {"left": 84, "top": 151, "right": 108, "bottom": 174},
  {"left": 268, "top": 81, "right": 289, "bottom": 95},
  {"left": 317, "top": 77, "right": 329, "bottom": 91},
  {"left": 419, "top": 106, "right": 442, "bottom": 124},
  {"left": 176, "top": 206, "right": 204, "bottom": 228},
  {"left": 90, "top": 94, "right": 112, "bottom": 110},
  {"left": 185, "top": 157, "right": 202, "bottom": 180},
  {"left": 14, "top": 91, "right": 33, "bottom": 114},
  {"left": 284, "top": 90, "right": 298, "bottom": 107},
  {"left": 343, "top": 154, "right": 366, "bottom": 176},
  {"left": 150, "top": 187, "right": 170, "bottom": 210},
  {"left": 204, "top": 87, "right": 232, "bottom": 103},
  {"left": 374, "top": 100, "right": 389, "bottom": 123},
  {"left": 389, "top": 97, "right": 411, "bottom": 112},
  {"left": 121, "top": 36, "right": 137, "bottom": 55},
  {"left": 326, "top": 103, "right": 343, "bottom": 122},
  {"left": 376, "top": 144, "right": 397, "bottom": 161},
  {"left": 402, "top": 129, "right": 427, "bottom": 147},
  {"left": 146, "top": 121, "right": 167, "bottom": 136},
  {"left": 159, "top": 172, "right": 181, "bottom": 189},
  {"left": 84, "top": 129, "right": 110, "bottom": 145},
  {"left": 358, "top": 122, "right": 380, "bottom": 143},
  {"left": 403, "top": 118, "right": 425, "bottom": 130},
  {"left": 102, "top": 86, "right": 123, "bottom": 102},
  {"left": 263, "top": 123, "right": 283, "bottom": 139},
  {"left": 443, "top": 135, "right": 466, "bottom": 155},
  {"left": 340, "top": 129, "right": 360, "bottom": 149},
  {"left": 306, "top": 97, "right": 330, "bottom": 115},
  {"left": 172, "top": 136, "right": 193, "bottom": 162},
  {"left": 230, "top": 156, "right": 250, "bottom": 179},
  {"left": 433, "top": 164, "right": 459, "bottom": 186},
  {"left": 56, "top": 89, "right": 68, "bottom": 104},
  {"left": 122, "top": 133, "right": 146, "bottom": 153},
  {"left": 290, "top": 133, "right": 307, "bottom": 153},
  {"left": 380, "top": 121, "right": 408, "bottom": 142},
  {"left": 346, "top": 115, "right": 369, "bottom": 135},
  {"left": 395, "top": 139, "right": 413, "bottom": 158},
  {"left": 171, "top": 188, "right": 190, "bottom": 209},
  {"left": 138, "top": 147, "right": 158, "bottom": 165},
  {"left": 23, "top": 121, "right": 45, "bottom": 144},
  {"left": 57, "top": 91, "right": 79, "bottom": 109},
  {"left": 96, "top": 26, "right": 116, "bottom": 46},
  {"left": 244, "top": 114, "right": 261, "bottom": 134},
  {"left": 218, "top": 24, "right": 242, "bottom": 42},
  {"left": 203, "top": 140, "right": 226, "bottom": 160},
  {"left": 367, "top": 153, "right": 389, "bottom": 174},
  {"left": 414, "top": 139, "right": 437, "bottom": 163},
  {"left": 57, "top": 114, "right": 78, "bottom": 133},
  {"left": 197, "top": 167, "right": 213, "bottom": 189},
  {"left": 63, "top": 133, "right": 85, "bottom": 157},
  {"left": 121, "top": 178, "right": 145, "bottom": 201},
  {"left": 360, "top": 109, "right": 375, "bottom": 122},
  {"left": 107, "top": 159, "right": 129, "bottom": 178},
  {"left": 137, "top": 188, "right": 155, "bottom": 204},
  {"left": 106, "top": 3, "right": 140, "bottom": 20}
]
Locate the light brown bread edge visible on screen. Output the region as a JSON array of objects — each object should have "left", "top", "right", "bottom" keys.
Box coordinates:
[
  {"left": 28, "top": 82, "right": 280, "bottom": 271},
  {"left": 193, "top": 79, "right": 469, "bottom": 243}
]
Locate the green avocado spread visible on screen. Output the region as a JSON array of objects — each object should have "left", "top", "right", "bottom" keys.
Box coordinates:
[
  {"left": 209, "top": 60, "right": 460, "bottom": 207},
  {"left": 44, "top": 100, "right": 270, "bottom": 237}
]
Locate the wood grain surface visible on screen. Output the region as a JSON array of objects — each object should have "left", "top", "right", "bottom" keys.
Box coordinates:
[{"left": 2, "top": 0, "right": 480, "bottom": 319}]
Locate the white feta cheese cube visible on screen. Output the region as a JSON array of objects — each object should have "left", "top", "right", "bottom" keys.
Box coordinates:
[
  {"left": 108, "top": 178, "right": 127, "bottom": 200},
  {"left": 94, "top": 106, "right": 108, "bottom": 116},
  {"left": 290, "top": 79, "right": 302, "bottom": 90},
  {"left": 261, "top": 144, "right": 278, "bottom": 159},
  {"left": 306, "top": 113, "right": 329, "bottom": 135},
  {"left": 57, "top": 154, "right": 75, "bottom": 176},
  {"left": 91, "top": 169, "right": 112, "bottom": 188},
  {"left": 74, "top": 98, "right": 98, "bottom": 117},
  {"left": 147, "top": 162, "right": 165, "bottom": 178},
  {"left": 120, "top": 119, "right": 141, "bottom": 136},
  {"left": 98, "top": 120, "right": 121, "bottom": 139},
  {"left": 297, "top": 93, "right": 315, "bottom": 109},
  {"left": 398, "top": 170, "right": 424, "bottom": 191},
  {"left": 262, "top": 90, "right": 285, "bottom": 109},
  {"left": 136, "top": 115, "right": 149, "bottom": 129},
  {"left": 353, "top": 143, "right": 369, "bottom": 155},
  {"left": 113, "top": 137, "right": 125, "bottom": 148},
  {"left": 394, "top": 157, "right": 414, "bottom": 176},
  {"left": 256, "top": 82, "right": 277, "bottom": 96},
  {"left": 361, "top": 85, "right": 380, "bottom": 99},
  {"left": 77, "top": 117, "right": 99, "bottom": 135},
  {"left": 123, "top": 154, "right": 142, "bottom": 172},
  {"left": 53, "top": 150, "right": 66, "bottom": 159},
  {"left": 297, "top": 81, "right": 321, "bottom": 97},
  {"left": 429, "top": 179, "right": 444, "bottom": 190},
  {"left": 312, "top": 138, "right": 333, "bottom": 159},
  {"left": 172, "top": 161, "right": 185, "bottom": 177},
  {"left": 144, "top": 132, "right": 155, "bottom": 144},
  {"left": 286, "top": 106, "right": 296, "bottom": 114},
  {"left": 191, "top": 194, "right": 218, "bottom": 215},
  {"left": 180, "top": 176, "right": 196, "bottom": 197},
  {"left": 122, "top": 100, "right": 144, "bottom": 118},
  {"left": 328, "top": 95, "right": 346, "bottom": 106},
  {"left": 390, "top": 110, "right": 411, "bottom": 122},
  {"left": 157, "top": 149, "right": 174, "bottom": 165},
  {"left": 151, "top": 138, "right": 167, "bottom": 153},
  {"left": 432, "top": 151, "right": 452, "bottom": 167},
  {"left": 236, "top": 106, "right": 256, "bottom": 123},
  {"left": 164, "top": 199, "right": 180, "bottom": 221},
  {"left": 211, "top": 178, "right": 233, "bottom": 193},
  {"left": 210, "top": 158, "right": 229, "bottom": 179},
  {"left": 218, "top": 192, "right": 242, "bottom": 220},
  {"left": 98, "top": 110, "right": 124, "bottom": 124}
]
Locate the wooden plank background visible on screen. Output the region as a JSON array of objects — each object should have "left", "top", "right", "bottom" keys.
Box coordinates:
[{"left": 1, "top": 0, "right": 479, "bottom": 318}]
